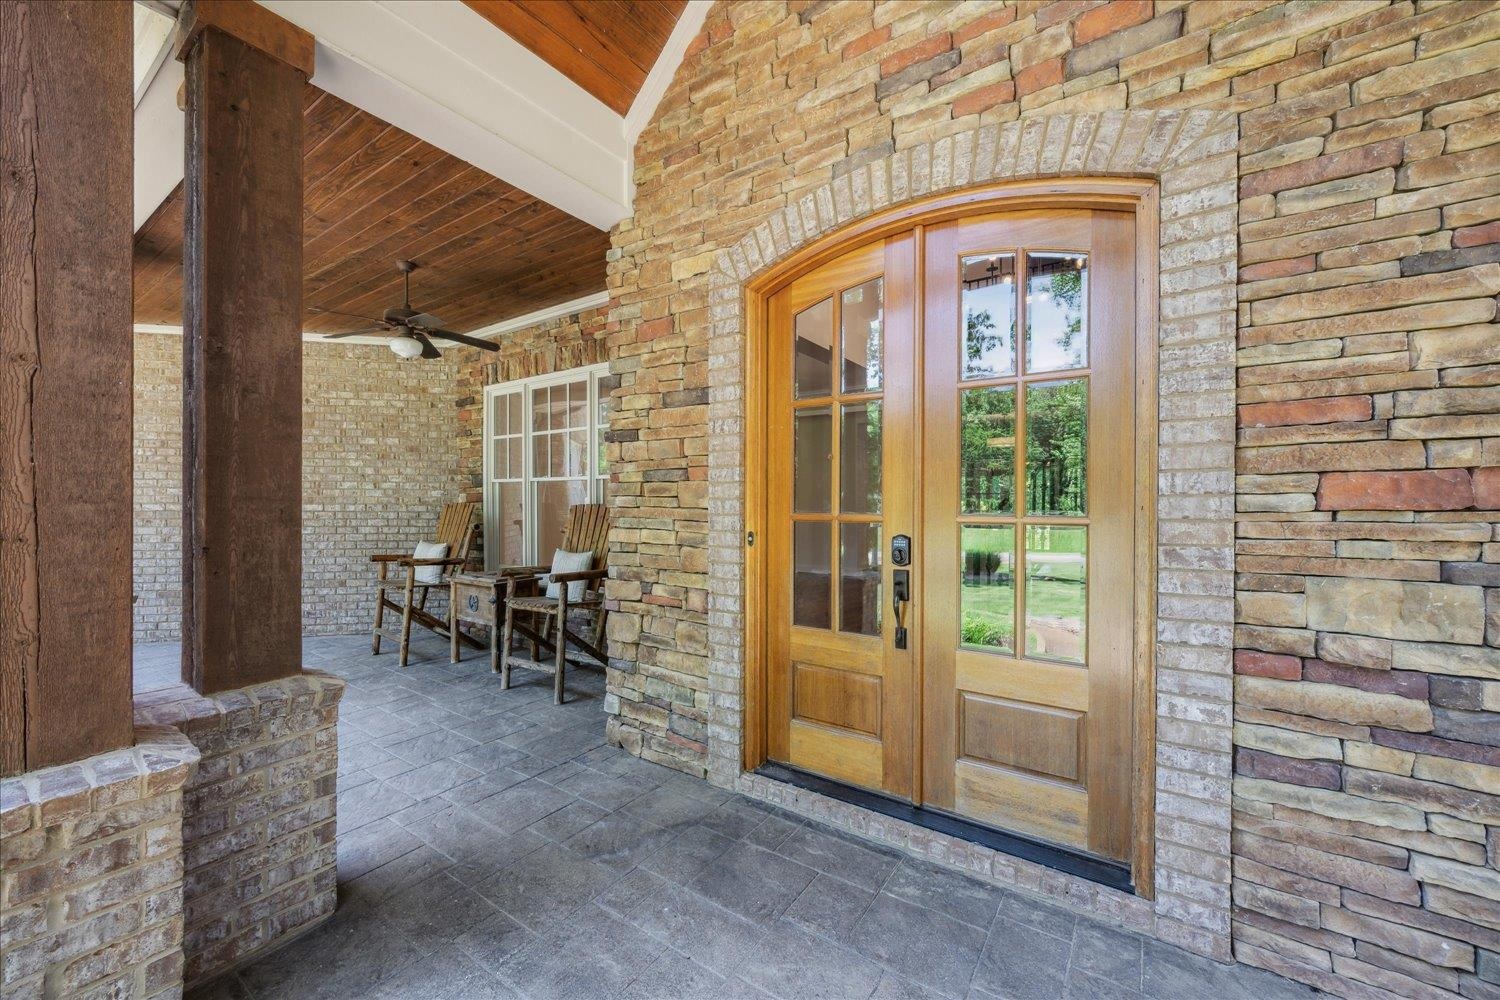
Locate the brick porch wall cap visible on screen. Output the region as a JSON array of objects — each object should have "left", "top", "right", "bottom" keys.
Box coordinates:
[
  {"left": 132, "top": 670, "right": 346, "bottom": 733},
  {"left": 0, "top": 726, "right": 200, "bottom": 833}
]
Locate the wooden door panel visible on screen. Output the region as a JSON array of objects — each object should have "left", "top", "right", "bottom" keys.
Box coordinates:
[
  {"left": 921, "top": 210, "right": 1137, "bottom": 862},
  {"left": 794, "top": 662, "right": 882, "bottom": 736},
  {"left": 959, "top": 693, "right": 1084, "bottom": 784},
  {"left": 767, "top": 236, "right": 917, "bottom": 799}
]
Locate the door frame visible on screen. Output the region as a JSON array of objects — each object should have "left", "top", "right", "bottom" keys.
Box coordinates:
[{"left": 741, "top": 178, "right": 1161, "bottom": 892}]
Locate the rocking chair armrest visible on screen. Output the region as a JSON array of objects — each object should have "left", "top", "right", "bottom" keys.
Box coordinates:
[
  {"left": 548, "top": 568, "right": 608, "bottom": 585},
  {"left": 496, "top": 564, "right": 550, "bottom": 576},
  {"left": 370, "top": 554, "right": 408, "bottom": 563},
  {"left": 405, "top": 556, "right": 465, "bottom": 567}
]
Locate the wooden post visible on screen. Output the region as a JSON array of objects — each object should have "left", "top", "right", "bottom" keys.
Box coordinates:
[
  {"left": 178, "top": 1, "right": 314, "bottom": 694},
  {"left": 0, "top": 0, "right": 135, "bottom": 775}
]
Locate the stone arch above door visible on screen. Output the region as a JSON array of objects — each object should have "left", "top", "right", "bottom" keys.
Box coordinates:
[{"left": 699, "top": 109, "right": 1240, "bottom": 958}]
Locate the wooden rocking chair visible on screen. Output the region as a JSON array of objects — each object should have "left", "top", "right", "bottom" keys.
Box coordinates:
[
  {"left": 371, "top": 501, "right": 481, "bottom": 666},
  {"left": 497, "top": 503, "right": 610, "bottom": 703}
]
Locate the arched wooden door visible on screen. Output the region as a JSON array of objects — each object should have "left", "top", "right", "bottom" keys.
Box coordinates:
[{"left": 763, "top": 208, "right": 1141, "bottom": 867}]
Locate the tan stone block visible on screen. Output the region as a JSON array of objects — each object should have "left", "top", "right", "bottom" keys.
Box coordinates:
[
  {"left": 1412, "top": 754, "right": 1499, "bottom": 795},
  {"left": 1305, "top": 577, "right": 1484, "bottom": 645},
  {"left": 1321, "top": 907, "right": 1474, "bottom": 971},
  {"left": 1235, "top": 722, "right": 1342, "bottom": 761},
  {"left": 1411, "top": 854, "right": 1500, "bottom": 902},
  {"left": 1411, "top": 324, "right": 1500, "bottom": 370},
  {"left": 1236, "top": 591, "right": 1307, "bottom": 628},
  {"left": 1355, "top": 39, "right": 1500, "bottom": 103},
  {"left": 1235, "top": 675, "right": 1434, "bottom": 731},
  {"left": 1250, "top": 263, "right": 1500, "bottom": 325},
  {"left": 1344, "top": 742, "right": 1414, "bottom": 776},
  {"left": 1273, "top": 167, "right": 1394, "bottom": 216}
]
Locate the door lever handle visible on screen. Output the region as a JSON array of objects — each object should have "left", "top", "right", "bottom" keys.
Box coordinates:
[{"left": 892, "top": 569, "right": 910, "bottom": 649}]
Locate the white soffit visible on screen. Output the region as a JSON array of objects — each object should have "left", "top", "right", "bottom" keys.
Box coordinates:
[{"left": 262, "top": 0, "right": 630, "bottom": 229}]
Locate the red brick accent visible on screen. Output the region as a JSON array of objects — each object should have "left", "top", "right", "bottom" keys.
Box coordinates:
[
  {"left": 1238, "top": 395, "right": 1373, "bottom": 428},
  {"left": 1454, "top": 220, "right": 1500, "bottom": 248},
  {"left": 1301, "top": 660, "right": 1429, "bottom": 700},
  {"left": 843, "top": 25, "right": 890, "bottom": 60},
  {"left": 637, "top": 317, "right": 675, "bottom": 342},
  {"left": 1074, "top": 0, "right": 1154, "bottom": 45},
  {"left": 1239, "top": 255, "right": 1315, "bottom": 282},
  {"left": 1475, "top": 466, "right": 1500, "bottom": 509},
  {"left": 953, "top": 81, "right": 1017, "bottom": 119},
  {"left": 880, "top": 33, "right": 952, "bottom": 77},
  {"left": 1316, "top": 469, "right": 1475, "bottom": 511},
  {"left": 1238, "top": 137, "right": 1405, "bottom": 198},
  {"left": 1235, "top": 748, "right": 1341, "bottom": 790},
  {"left": 1035, "top": 0, "right": 1106, "bottom": 29},
  {"left": 953, "top": 7, "right": 1017, "bottom": 45},
  {"left": 1015, "top": 57, "right": 1063, "bottom": 96},
  {"left": 1234, "top": 650, "right": 1302, "bottom": 679}
]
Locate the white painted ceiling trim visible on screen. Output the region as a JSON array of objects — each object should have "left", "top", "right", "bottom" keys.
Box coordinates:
[
  {"left": 262, "top": 0, "right": 630, "bottom": 230},
  {"left": 132, "top": 0, "right": 708, "bottom": 234},
  {"left": 134, "top": 289, "right": 609, "bottom": 347}
]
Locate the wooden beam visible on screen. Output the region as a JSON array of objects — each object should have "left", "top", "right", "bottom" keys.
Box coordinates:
[
  {"left": 180, "top": 3, "right": 308, "bottom": 693},
  {"left": 0, "top": 0, "right": 135, "bottom": 775},
  {"left": 177, "top": 0, "right": 315, "bottom": 77}
]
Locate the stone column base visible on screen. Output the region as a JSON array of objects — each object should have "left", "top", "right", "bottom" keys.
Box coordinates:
[
  {"left": 133, "top": 670, "right": 344, "bottom": 986},
  {"left": 1, "top": 728, "right": 200, "bottom": 999}
]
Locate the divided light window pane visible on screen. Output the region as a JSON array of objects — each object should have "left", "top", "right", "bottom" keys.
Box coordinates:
[
  {"left": 794, "top": 297, "right": 834, "bottom": 398},
  {"left": 841, "top": 278, "right": 883, "bottom": 393},
  {"left": 960, "top": 254, "right": 1016, "bottom": 380},
  {"left": 1025, "top": 252, "right": 1088, "bottom": 373}
]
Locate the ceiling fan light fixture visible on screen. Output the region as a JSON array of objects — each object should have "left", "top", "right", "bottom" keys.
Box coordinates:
[{"left": 389, "top": 335, "right": 425, "bottom": 359}]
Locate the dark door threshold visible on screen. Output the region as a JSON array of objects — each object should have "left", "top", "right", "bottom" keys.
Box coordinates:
[{"left": 756, "top": 762, "right": 1135, "bottom": 894}]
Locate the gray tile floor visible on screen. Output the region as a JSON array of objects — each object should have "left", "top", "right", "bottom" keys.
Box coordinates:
[{"left": 166, "top": 632, "right": 1319, "bottom": 1000}]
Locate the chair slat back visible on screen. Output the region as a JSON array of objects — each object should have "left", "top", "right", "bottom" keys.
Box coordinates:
[
  {"left": 561, "top": 503, "right": 610, "bottom": 569},
  {"left": 435, "top": 501, "right": 477, "bottom": 564}
]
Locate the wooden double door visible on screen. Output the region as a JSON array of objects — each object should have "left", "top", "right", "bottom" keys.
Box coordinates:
[{"left": 765, "top": 209, "right": 1140, "bottom": 865}]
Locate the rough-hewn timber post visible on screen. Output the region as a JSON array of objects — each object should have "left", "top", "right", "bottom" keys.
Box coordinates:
[
  {"left": 178, "top": 0, "right": 313, "bottom": 693},
  {"left": 0, "top": 0, "right": 134, "bottom": 774}
]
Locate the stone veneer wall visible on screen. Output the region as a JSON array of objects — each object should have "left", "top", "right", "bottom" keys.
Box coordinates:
[
  {"left": 602, "top": 2, "right": 1500, "bottom": 997},
  {"left": 133, "top": 673, "right": 343, "bottom": 986},
  {"left": 132, "top": 334, "right": 466, "bottom": 642},
  {"left": 0, "top": 728, "right": 199, "bottom": 999},
  {"left": 452, "top": 303, "right": 612, "bottom": 520}
]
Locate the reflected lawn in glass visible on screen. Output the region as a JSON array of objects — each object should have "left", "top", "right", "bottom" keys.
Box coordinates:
[
  {"left": 1024, "top": 525, "right": 1086, "bottom": 664},
  {"left": 960, "top": 525, "right": 1015, "bottom": 653}
]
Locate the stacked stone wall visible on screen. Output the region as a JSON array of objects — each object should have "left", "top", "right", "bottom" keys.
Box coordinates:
[
  {"left": 133, "top": 673, "right": 344, "bottom": 986},
  {"left": 0, "top": 729, "right": 199, "bottom": 999},
  {"left": 132, "top": 334, "right": 465, "bottom": 642},
  {"left": 607, "top": 1, "right": 1500, "bottom": 996}
]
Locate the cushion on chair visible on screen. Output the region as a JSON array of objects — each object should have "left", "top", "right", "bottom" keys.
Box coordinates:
[
  {"left": 544, "top": 548, "right": 594, "bottom": 601},
  {"left": 412, "top": 541, "right": 450, "bottom": 584}
]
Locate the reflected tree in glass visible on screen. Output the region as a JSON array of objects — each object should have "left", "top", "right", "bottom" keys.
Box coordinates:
[
  {"left": 960, "top": 387, "right": 1015, "bottom": 514},
  {"left": 1025, "top": 380, "right": 1087, "bottom": 516}
]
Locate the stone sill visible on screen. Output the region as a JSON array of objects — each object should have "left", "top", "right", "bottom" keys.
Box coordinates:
[{"left": 0, "top": 726, "right": 199, "bottom": 836}]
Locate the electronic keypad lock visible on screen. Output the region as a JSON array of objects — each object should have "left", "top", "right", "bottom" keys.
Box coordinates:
[{"left": 891, "top": 534, "right": 911, "bottom": 566}]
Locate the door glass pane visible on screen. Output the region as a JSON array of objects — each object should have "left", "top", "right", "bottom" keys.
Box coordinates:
[
  {"left": 1025, "top": 379, "right": 1088, "bottom": 517},
  {"left": 794, "top": 297, "right": 834, "bottom": 399},
  {"left": 1026, "top": 252, "right": 1088, "bottom": 373},
  {"left": 794, "top": 406, "right": 832, "bottom": 513},
  {"left": 960, "top": 386, "right": 1015, "bottom": 515},
  {"left": 839, "top": 523, "right": 882, "bottom": 636},
  {"left": 793, "top": 521, "right": 832, "bottom": 629},
  {"left": 494, "top": 482, "right": 525, "bottom": 566},
  {"left": 1025, "top": 525, "right": 1086, "bottom": 664},
  {"left": 841, "top": 278, "right": 883, "bottom": 393},
  {"left": 535, "top": 480, "right": 588, "bottom": 556},
  {"left": 961, "top": 253, "right": 1017, "bottom": 380},
  {"left": 839, "top": 401, "right": 882, "bottom": 514},
  {"left": 960, "top": 525, "right": 1015, "bottom": 653}
]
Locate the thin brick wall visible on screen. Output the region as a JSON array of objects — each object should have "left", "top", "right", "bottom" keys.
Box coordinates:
[
  {"left": 605, "top": 2, "right": 1500, "bottom": 996},
  {"left": 132, "top": 334, "right": 466, "bottom": 641},
  {"left": 0, "top": 729, "right": 199, "bottom": 999},
  {"left": 133, "top": 673, "right": 344, "bottom": 986}
]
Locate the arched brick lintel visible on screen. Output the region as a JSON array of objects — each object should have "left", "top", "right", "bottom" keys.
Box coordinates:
[{"left": 692, "top": 109, "right": 1240, "bottom": 959}]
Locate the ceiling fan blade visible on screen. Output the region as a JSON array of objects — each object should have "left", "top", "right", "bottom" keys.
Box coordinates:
[
  {"left": 320, "top": 326, "right": 390, "bottom": 339},
  {"left": 411, "top": 330, "right": 443, "bottom": 360},
  {"left": 409, "top": 312, "right": 443, "bottom": 329},
  {"left": 421, "top": 327, "right": 500, "bottom": 352},
  {"left": 307, "top": 304, "right": 382, "bottom": 323}
]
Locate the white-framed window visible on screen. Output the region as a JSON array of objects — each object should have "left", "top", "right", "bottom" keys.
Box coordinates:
[{"left": 482, "top": 363, "right": 610, "bottom": 569}]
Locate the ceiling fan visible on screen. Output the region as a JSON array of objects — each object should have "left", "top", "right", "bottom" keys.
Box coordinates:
[{"left": 313, "top": 260, "right": 500, "bottom": 359}]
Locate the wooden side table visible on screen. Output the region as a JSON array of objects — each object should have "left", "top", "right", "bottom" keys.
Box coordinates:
[{"left": 450, "top": 571, "right": 506, "bottom": 672}]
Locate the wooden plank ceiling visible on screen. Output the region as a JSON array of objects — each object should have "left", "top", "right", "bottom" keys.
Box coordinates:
[
  {"left": 133, "top": 85, "right": 609, "bottom": 337},
  {"left": 464, "top": 0, "right": 687, "bottom": 115}
]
